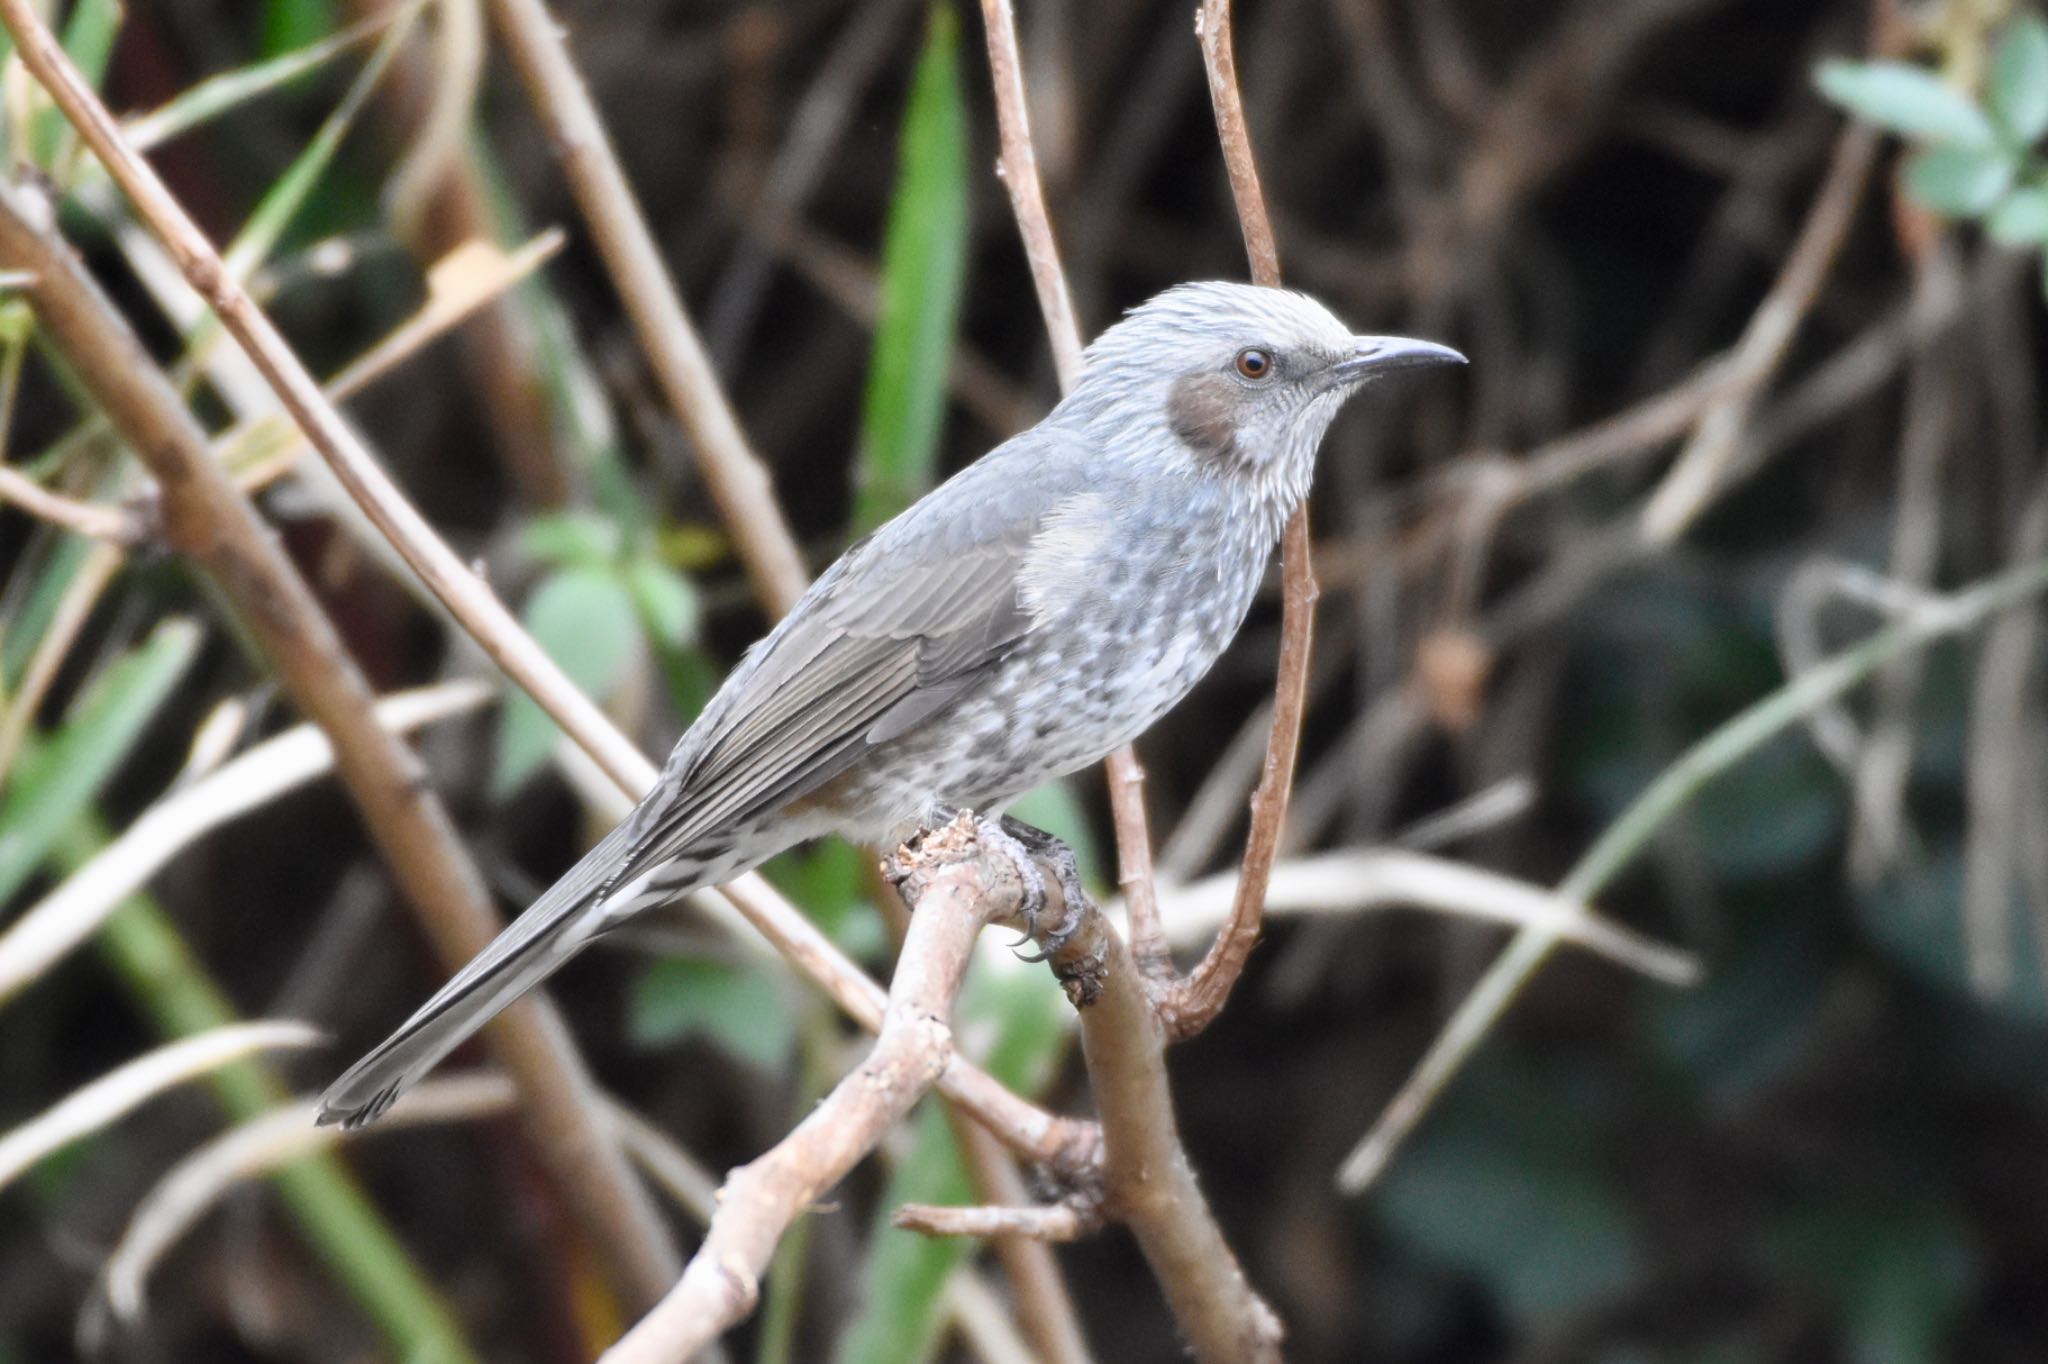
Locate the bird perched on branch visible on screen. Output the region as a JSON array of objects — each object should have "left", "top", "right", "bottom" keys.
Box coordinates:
[{"left": 319, "top": 281, "right": 1462, "bottom": 1127}]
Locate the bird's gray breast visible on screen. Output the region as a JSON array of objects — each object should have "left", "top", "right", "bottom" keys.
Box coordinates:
[{"left": 841, "top": 474, "right": 1272, "bottom": 828}]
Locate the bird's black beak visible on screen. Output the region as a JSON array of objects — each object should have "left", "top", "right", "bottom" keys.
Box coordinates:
[{"left": 1331, "top": 335, "right": 1466, "bottom": 384}]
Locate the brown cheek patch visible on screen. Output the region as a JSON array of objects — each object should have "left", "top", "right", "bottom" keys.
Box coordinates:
[{"left": 1167, "top": 371, "right": 1242, "bottom": 466}]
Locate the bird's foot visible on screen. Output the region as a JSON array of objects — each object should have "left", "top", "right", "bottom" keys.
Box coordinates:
[
  {"left": 996, "top": 816, "right": 1090, "bottom": 963},
  {"left": 968, "top": 815, "right": 1049, "bottom": 943}
]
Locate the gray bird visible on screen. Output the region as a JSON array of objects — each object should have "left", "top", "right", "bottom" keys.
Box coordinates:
[{"left": 318, "top": 281, "right": 1462, "bottom": 1127}]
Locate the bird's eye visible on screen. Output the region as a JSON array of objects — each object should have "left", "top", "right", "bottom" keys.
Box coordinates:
[{"left": 1234, "top": 348, "right": 1274, "bottom": 380}]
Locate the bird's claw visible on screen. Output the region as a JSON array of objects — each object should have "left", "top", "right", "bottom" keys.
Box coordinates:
[{"left": 961, "top": 814, "right": 1049, "bottom": 942}]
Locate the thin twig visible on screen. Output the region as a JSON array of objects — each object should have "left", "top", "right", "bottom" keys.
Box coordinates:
[
  {"left": 942, "top": 1110, "right": 1097, "bottom": 1364},
  {"left": 1164, "top": 0, "right": 1317, "bottom": 1039},
  {"left": 1147, "top": 847, "right": 1698, "bottom": 985},
  {"left": 90, "top": 1072, "right": 719, "bottom": 1331},
  {"left": 0, "top": 0, "right": 653, "bottom": 795},
  {"left": 483, "top": 0, "right": 809, "bottom": 615},
  {"left": 0, "top": 1022, "right": 323, "bottom": 1192},
  {"left": 0, "top": 680, "right": 494, "bottom": 1003},
  {"left": 894, "top": 1199, "right": 1094, "bottom": 1241},
  {"left": 974, "top": 0, "right": 1167, "bottom": 976},
  {"left": 599, "top": 819, "right": 1017, "bottom": 1362},
  {"left": 0, "top": 460, "right": 141, "bottom": 543},
  {"left": 0, "top": 177, "right": 682, "bottom": 1312},
  {"left": 977, "top": 0, "right": 1083, "bottom": 390},
  {"left": 1639, "top": 123, "right": 1879, "bottom": 541}
]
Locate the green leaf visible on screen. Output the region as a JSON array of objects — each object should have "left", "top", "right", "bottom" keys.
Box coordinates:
[
  {"left": 32, "top": 0, "right": 123, "bottom": 171},
  {"left": 493, "top": 567, "right": 643, "bottom": 793},
  {"left": 762, "top": 839, "right": 886, "bottom": 959},
  {"left": 519, "top": 510, "right": 619, "bottom": 569},
  {"left": 263, "top": 0, "right": 341, "bottom": 57},
  {"left": 628, "top": 957, "right": 794, "bottom": 1072},
  {"left": 1770, "top": 1199, "right": 1972, "bottom": 1364},
  {"left": 215, "top": 5, "right": 422, "bottom": 287},
  {"left": 1990, "top": 13, "right": 2048, "bottom": 141},
  {"left": 1814, "top": 59, "right": 1997, "bottom": 146},
  {"left": 0, "top": 533, "right": 93, "bottom": 691},
  {"left": 125, "top": 16, "right": 387, "bottom": 154},
  {"left": 1686, "top": 731, "right": 1842, "bottom": 880},
  {"left": 1903, "top": 142, "right": 2017, "bottom": 217},
  {"left": 1986, "top": 183, "right": 2048, "bottom": 244},
  {"left": 623, "top": 558, "right": 699, "bottom": 647},
  {"left": 852, "top": 3, "right": 970, "bottom": 532},
  {"left": 1375, "top": 1053, "right": 1638, "bottom": 1320},
  {"left": 836, "top": 929, "right": 1072, "bottom": 1364},
  {"left": 0, "top": 619, "right": 200, "bottom": 905},
  {"left": 833, "top": 1103, "right": 972, "bottom": 1364}
]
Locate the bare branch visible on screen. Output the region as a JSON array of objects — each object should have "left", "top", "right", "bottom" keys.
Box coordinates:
[
  {"left": 601, "top": 819, "right": 1019, "bottom": 1362},
  {"left": 977, "top": 0, "right": 1084, "bottom": 390},
  {"left": 1640, "top": 124, "right": 1879, "bottom": 541},
  {"left": 895, "top": 1198, "right": 1096, "bottom": 1242},
  {"left": 1165, "top": 0, "right": 1316, "bottom": 1040},
  {"left": 0, "top": 1023, "right": 323, "bottom": 1192},
  {"left": 0, "top": 175, "right": 682, "bottom": 1312},
  {"left": 973, "top": 0, "right": 1167, "bottom": 979},
  {"left": 0, "top": 460, "right": 143, "bottom": 544},
  {"left": 483, "top": 0, "right": 810, "bottom": 615},
  {"left": 0, "top": 0, "right": 651, "bottom": 795}
]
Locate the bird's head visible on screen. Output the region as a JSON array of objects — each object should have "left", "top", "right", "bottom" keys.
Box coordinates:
[{"left": 1068, "top": 281, "right": 1463, "bottom": 519}]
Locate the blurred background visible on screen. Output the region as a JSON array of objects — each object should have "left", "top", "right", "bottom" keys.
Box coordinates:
[{"left": 4, "top": 0, "right": 2048, "bottom": 1360}]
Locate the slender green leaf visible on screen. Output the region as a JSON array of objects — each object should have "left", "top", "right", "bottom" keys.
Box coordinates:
[
  {"left": 216, "top": 0, "right": 425, "bottom": 286},
  {"left": 833, "top": 1103, "right": 972, "bottom": 1364},
  {"left": 32, "top": 0, "right": 123, "bottom": 170},
  {"left": 1903, "top": 141, "right": 2017, "bottom": 216},
  {"left": 471, "top": 133, "right": 646, "bottom": 532},
  {"left": 1987, "top": 183, "right": 2048, "bottom": 243},
  {"left": 0, "top": 533, "right": 94, "bottom": 690},
  {"left": 124, "top": 15, "right": 390, "bottom": 154},
  {"left": 494, "top": 566, "right": 643, "bottom": 793},
  {"left": 1815, "top": 59, "right": 1997, "bottom": 146},
  {"left": 1990, "top": 13, "right": 2048, "bottom": 142},
  {"left": 1376, "top": 1053, "right": 1638, "bottom": 1320},
  {"left": 835, "top": 954, "right": 1071, "bottom": 1364},
  {"left": 853, "top": 3, "right": 970, "bottom": 532},
  {"left": 263, "top": 0, "right": 341, "bottom": 57},
  {"left": 0, "top": 619, "right": 199, "bottom": 905},
  {"left": 68, "top": 823, "right": 477, "bottom": 1364}
]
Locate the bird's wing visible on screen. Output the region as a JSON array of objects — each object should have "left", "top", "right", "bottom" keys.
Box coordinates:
[
  {"left": 315, "top": 439, "right": 1097, "bottom": 1128},
  {"left": 623, "top": 443, "right": 1094, "bottom": 862}
]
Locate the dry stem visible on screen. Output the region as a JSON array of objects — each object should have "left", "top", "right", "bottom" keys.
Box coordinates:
[
  {"left": 1164, "top": 0, "right": 1318, "bottom": 1038},
  {"left": 974, "top": 0, "right": 1168, "bottom": 976},
  {"left": 0, "top": 0, "right": 655, "bottom": 796},
  {"left": 600, "top": 820, "right": 1025, "bottom": 1362},
  {"left": 0, "top": 180, "right": 682, "bottom": 1311},
  {"left": 484, "top": 0, "right": 810, "bottom": 615},
  {"left": 0, "top": 461, "right": 143, "bottom": 543},
  {"left": 894, "top": 1199, "right": 1095, "bottom": 1242}
]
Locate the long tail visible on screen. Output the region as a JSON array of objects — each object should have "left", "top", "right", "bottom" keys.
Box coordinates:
[{"left": 317, "top": 821, "right": 644, "bottom": 1129}]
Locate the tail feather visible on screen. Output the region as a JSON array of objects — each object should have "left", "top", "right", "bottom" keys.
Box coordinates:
[{"left": 316, "top": 822, "right": 642, "bottom": 1129}]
